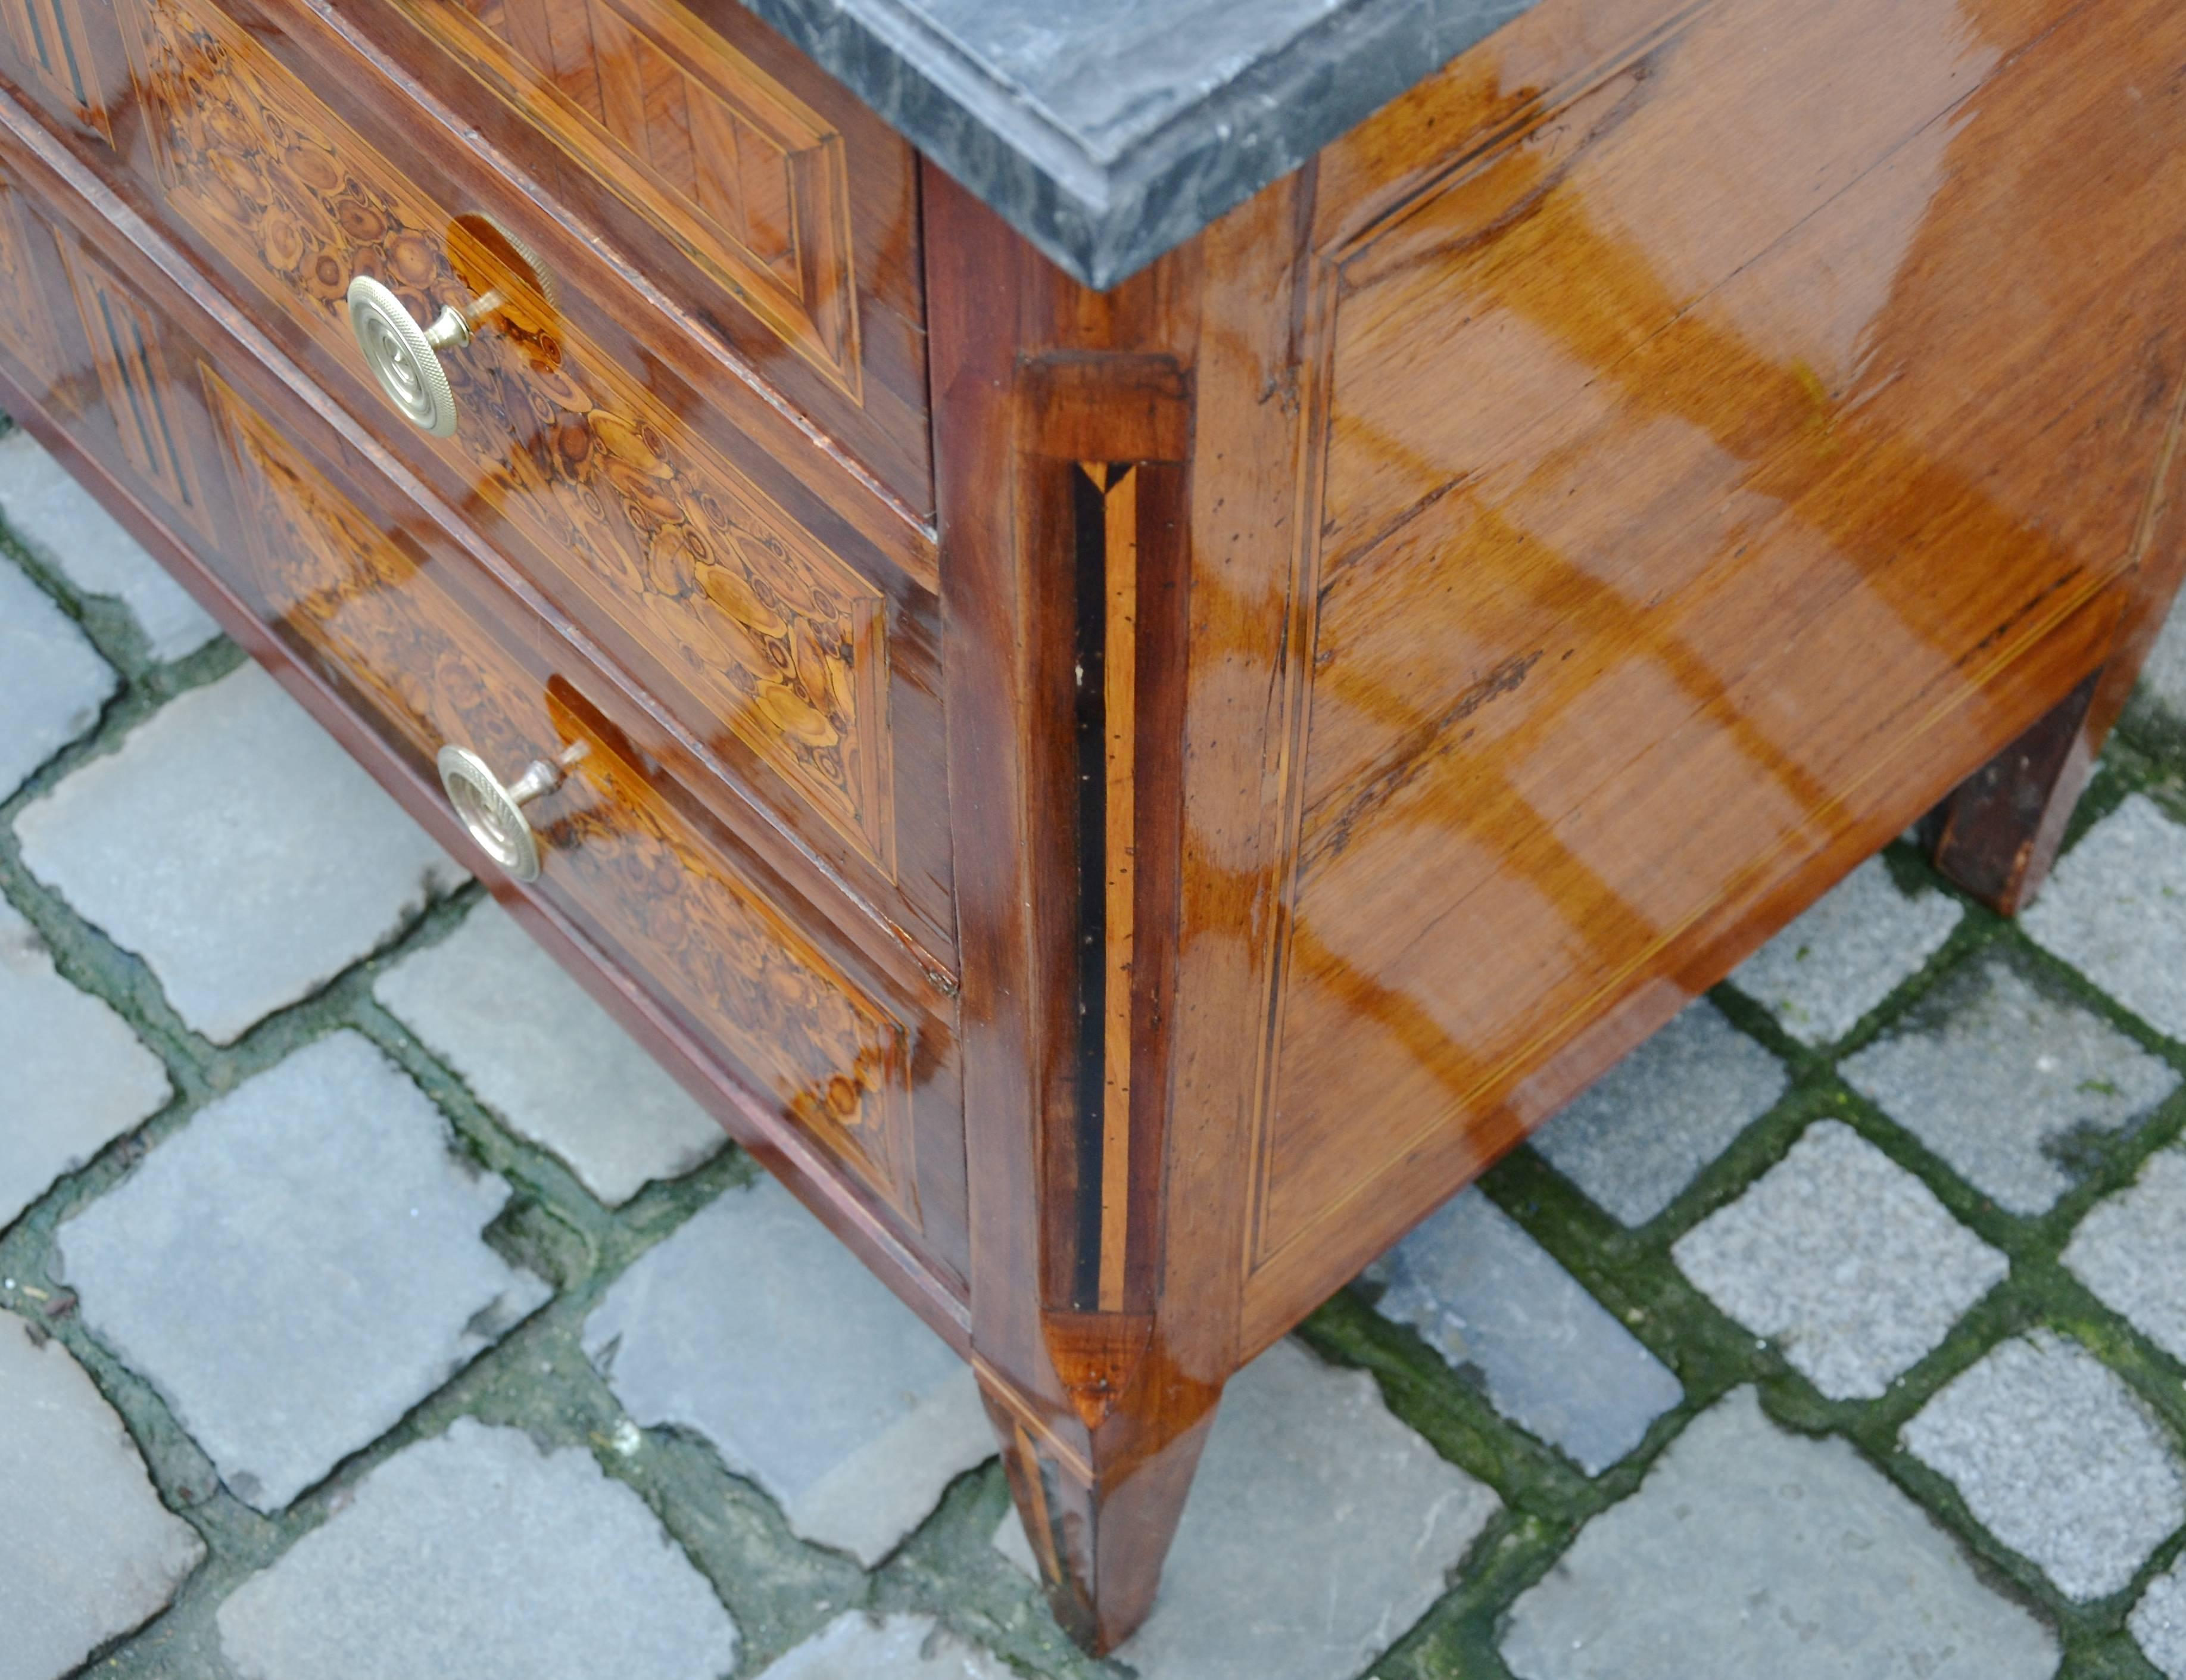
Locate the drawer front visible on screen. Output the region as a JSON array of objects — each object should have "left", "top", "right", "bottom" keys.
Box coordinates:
[
  {"left": 0, "top": 0, "right": 930, "bottom": 510},
  {"left": 339, "top": 0, "right": 931, "bottom": 509},
  {"left": 0, "top": 138, "right": 968, "bottom": 1282},
  {"left": 0, "top": 0, "right": 953, "bottom": 973}
]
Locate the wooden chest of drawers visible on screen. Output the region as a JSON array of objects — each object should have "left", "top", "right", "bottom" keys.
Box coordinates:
[{"left": 1, "top": 0, "right": 2181, "bottom": 1650}]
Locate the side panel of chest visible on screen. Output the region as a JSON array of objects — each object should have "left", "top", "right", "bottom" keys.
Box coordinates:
[{"left": 1240, "top": 0, "right": 2186, "bottom": 1331}]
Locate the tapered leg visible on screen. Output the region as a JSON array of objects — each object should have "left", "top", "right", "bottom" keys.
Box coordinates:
[
  {"left": 1925, "top": 670, "right": 2101, "bottom": 913},
  {"left": 979, "top": 1369, "right": 1223, "bottom": 1655}
]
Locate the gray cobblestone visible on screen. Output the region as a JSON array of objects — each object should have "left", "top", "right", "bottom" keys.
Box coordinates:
[
  {"left": 1841, "top": 954, "right": 2179, "bottom": 1214},
  {"left": 0, "top": 1311, "right": 205, "bottom": 1680},
  {"left": 2064, "top": 1148, "right": 2186, "bottom": 1365},
  {"left": 584, "top": 1175, "right": 991, "bottom": 1566},
  {"left": 15, "top": 664, "right": 464, "bottom": 1042},
  {"left": 0, "top": 432, "right": 219, "bottom": 663},
  {"left": 56, "top": 1032, "right": 549, "bottom": 1511},
  {"left": 215, "top": 1417, "right": 738, "bottom": 1680},
  {"left": 1499, "top": 1386, "right": 2057, "bottom": 1680},
  {"left": 1903, "top": 1330, "right": 2185, "bottom": 1600},
  {"left": 0, "top": 897, "right": 170, "bottom": 1230},
  {"left": 2023, "top": 794, "right": 2186, "bottom": 1043},
  {"left": 375, "top": 901, "right": 724, "bottom": 1205},
  {"left": 0, "top": 557, "right": 114, "bottom": 800},
  {"left": 1367, "top": 1189, "right": 1680, "bottom": 1473},
  {"left": 2133, "top": 1554, "right": 2186, "bottom": 1680},
  {"left": 2137, "top": 601, "right": 2186, "bottom": 725},
  {"left": 1529, "top": 999, "right": 1787, "bottom": 1226},
  {"left": 1672, "top": 1121, "right": 2007, "bottom": 1399},
  {"left": 756, "top": 1613, "right": 1015, "bottom": 1678},
  {"left": 999, "top": 1339, "right": 1501, "bottom": 1680},
  {"left": 1730, "top": 856, "right": 1963, "bottom": 1046}
]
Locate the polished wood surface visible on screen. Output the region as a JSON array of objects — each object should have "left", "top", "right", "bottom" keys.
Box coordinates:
[
  {"left": 0, "top": 124, "right": 969, "bottom": 1296},
  {"left": 0, "top": 0, "right": 959, "bottom": 979},
  {"left": 4, "top": 0, "right": 2184, "bottom": 1654},
  {"left": 345, "top": 0, "right": 934, "bottom": 513},
  {"left": 1239, "top": 0, "right": 2186, "bottom": 1343}
]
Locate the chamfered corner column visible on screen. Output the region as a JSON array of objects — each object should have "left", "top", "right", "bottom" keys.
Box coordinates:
[{"left": 928, "top": 156, "right": 1314, "bottom": 1651}]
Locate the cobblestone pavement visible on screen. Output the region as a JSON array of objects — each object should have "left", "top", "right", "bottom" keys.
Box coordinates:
[{"left": 5, "top": 406, "right": 2186, "bottom": 1680}]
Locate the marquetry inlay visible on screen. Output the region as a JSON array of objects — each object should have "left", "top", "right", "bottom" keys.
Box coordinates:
[
  {"left": 55, "top": 239, "right": 213, "bottom": 535},
  {"left": 0, "top": 179, "right": 66, "bottom": 396},
  {"left": 204, "top": 369, "right": 919, "bottom": 1223},
  {"left": 398, "top": 0, "right": 860, "bottom": 395},
  {"left": 1081, "top": 460, "right": 1137, "bottom": 1315},
  {"left": 117, "top": 0, "right": 896, "bottom": 867},
  {"left": 2, "top": 0, "right": 113, "bottom": 141}
]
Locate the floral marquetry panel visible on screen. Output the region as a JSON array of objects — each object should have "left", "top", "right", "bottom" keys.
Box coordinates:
[
  {"left": 204, "top": 368, "right": 924, "bottom": 1227},
  {"left": 114, "top": 0, "right": 898, "bottom": 870}
]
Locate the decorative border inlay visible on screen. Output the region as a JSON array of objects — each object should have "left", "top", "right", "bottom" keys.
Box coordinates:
[
  {"left": 401, "top": 0, "right": 862, "bottom": 398},
  {"left": 2, "top": 0, "right": 114, "bottom": 141},
  {"left": 119, "top": 0, "right": 895, "bottom": 868},
  {"left": 55, "top": 237, "right": 214, "bottom": 536},
  {"left": 0, "top": 176, "right": 68, "bottom": 395}
]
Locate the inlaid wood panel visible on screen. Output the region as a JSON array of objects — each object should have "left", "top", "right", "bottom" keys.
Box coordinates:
[
  {"left": 113, "top": 0, "right": 902, "bottom": 873},
  {"left": 1243, "top": 0, "right": 2186, "bottom": 1310},
  {"left": 417, "top": 0, "right": 856, "bottom": 394},
  {"left": 0, "top": 175, "right": 66, "bottom": 395},
  {"left": 342, "top": 0, "right": 931, "bottom": 510},
  {"left": 203, "top": 366, "right": 924, "bottom": 1225},
  {"left": 1, "top": 0, "right": 112, "bottom": 141},
  {"left": 55, "top": 236, "right": 216, "bottom": 537}
]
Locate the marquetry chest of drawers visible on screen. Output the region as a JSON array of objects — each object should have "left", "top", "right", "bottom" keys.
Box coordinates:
[{"left": 1, "top": 0, "right": 2180, "bottom": 1650}]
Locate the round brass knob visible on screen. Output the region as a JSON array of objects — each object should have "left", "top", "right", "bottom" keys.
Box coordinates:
[
  {"left": 346, "top": 276, "right": 468, "bottom": 438},
  {"left": 345, "top": 222, "right": 554, "bottom": 438},
  {"left": 435, "top": 743, "right": 585, "bottom": 881}
]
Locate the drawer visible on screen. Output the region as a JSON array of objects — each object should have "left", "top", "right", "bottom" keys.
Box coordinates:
[
  {"left": 0, "top": 0, "right": 930, "bottom": 515},
  {"left": 0, "top": 135, "right": 969, "bottom": 1285},
  {"left": 0, "top": 0, "right": 954, "bottom": 977},
  {"left": 333, "top": 0, "right": 931, "bottom": 512}
]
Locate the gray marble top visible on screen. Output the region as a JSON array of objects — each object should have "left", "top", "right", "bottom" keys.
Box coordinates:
[{"left": 731, "top": 0, "right": 1539, "bottom": 287}]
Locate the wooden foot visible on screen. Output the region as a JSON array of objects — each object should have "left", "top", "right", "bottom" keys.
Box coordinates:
[
  {"left": 1925, "top": 671, "right": 2102, "bottom": 914},
  {"left": 980, "top": 1374, "right": 1222, "bottom": 1655}
]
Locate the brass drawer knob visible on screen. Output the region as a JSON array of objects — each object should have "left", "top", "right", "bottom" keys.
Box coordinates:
[
  {"left": 345, "top": 220, "right": 554, "bottom": 438},
  {"left": 345, "top": 276, "right": 471, "bottom": 438},
  {"left": 435, "top": 742, "right": 586, "bottom": 881}
]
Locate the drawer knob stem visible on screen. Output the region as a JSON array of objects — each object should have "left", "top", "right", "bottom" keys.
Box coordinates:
[
  {"left": 346, "top": 223, "right": 556, "bottom": 440},
  {"left": 436, "top": 741, "right": 588, "bottom": 882},
  {"left": 345, "top": 275, "right": 473, "bottom": 438}
]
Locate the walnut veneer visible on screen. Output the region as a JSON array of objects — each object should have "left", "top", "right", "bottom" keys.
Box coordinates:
[{"left": 1, "top": 0, "right": 2181, "bottom": 1651}]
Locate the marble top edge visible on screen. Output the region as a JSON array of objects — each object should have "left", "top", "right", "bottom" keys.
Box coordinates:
[{"left": 730, "top": 0, "right": 1539, "bottom": 288}]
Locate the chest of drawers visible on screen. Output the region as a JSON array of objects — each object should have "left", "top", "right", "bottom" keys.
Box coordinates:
[{"left": 1, "top": 0, "right": 2181, "bottom": 1651}]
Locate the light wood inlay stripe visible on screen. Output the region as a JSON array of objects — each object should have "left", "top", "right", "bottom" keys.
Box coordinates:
[{"left": 1096, "top": 463, "right": 1138, "bottom": 1314}]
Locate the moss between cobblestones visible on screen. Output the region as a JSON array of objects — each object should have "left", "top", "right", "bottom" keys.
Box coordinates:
[
  {"left": 1304, "top": 759, "right": 2186, "bottom": 1678},
  {"left": 0, "top": 544, "right": 1095, "bottom": 1679},
  {"left": 8, "top": 512, "right": 2186, "bottom": 1680}
]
